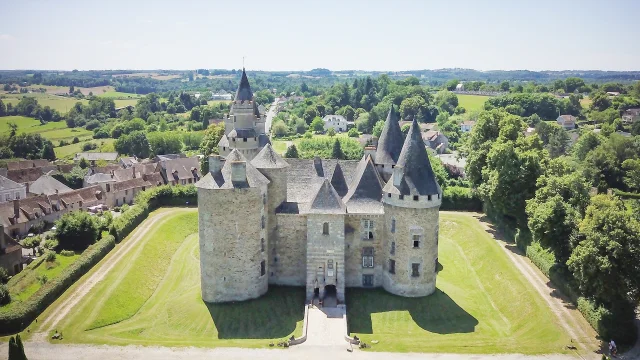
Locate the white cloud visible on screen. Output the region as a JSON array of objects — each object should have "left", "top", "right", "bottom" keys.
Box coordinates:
[{"left": 0, "top": 34, "right": 14, "bottom": 40}]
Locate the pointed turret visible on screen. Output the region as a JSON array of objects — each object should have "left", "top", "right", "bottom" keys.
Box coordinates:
[
  {"left": 374, "top": 105, "right": 404, "bottom": 166},
  {"left": 251, "top": 144, "right": 289, "bottom": 169},
  {"left": 383, "top": 118, "right": 440, "bottom": 197},
  {"left": 330, "top": 162, "right": 348, "bottom": 197},
  {"left": 343, "top": 154, "right": 385, "bottom": 213},
  {"left": 235, "top": 68, "right": 253, "bottom": 101},
  {"left": 305, "top": 178, "right": 346, "bottom": 214}
]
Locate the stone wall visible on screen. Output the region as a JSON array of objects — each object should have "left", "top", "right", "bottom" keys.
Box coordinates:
[
  {"left": 198, "top": 185, "right": 268, "bottom": 302},
  {"left": 306, "top": 214, "right": 345, "bottom": 302},
  {"left": 382, "top": 204, "right": 439, "bottom": 297},
  {"left": 272, "top": 214, "right": 307, "bottom": 286},
  {"left": 344, "top": 214, "right": 385, "bottom": 288}
]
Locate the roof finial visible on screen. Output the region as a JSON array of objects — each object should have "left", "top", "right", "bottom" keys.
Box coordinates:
[{"left": 242, "top": 56, "right": 245, "bottom": 69}]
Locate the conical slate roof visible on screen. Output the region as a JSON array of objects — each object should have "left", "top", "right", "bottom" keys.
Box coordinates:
[
  {"left": 306, "top": 178, "right": 346, "bottom": 214},
  {"left": 195, "top": 149, "right": 269, "bottom": 190},
  {"left": 251, "top": 144, "right": 289, "bottom": 169},
  {"left": 374, "top": 105, "right": 404, "bottom": 165},
  {"left": 383, "top": 118, "right": 440, "bottom": 196},
  {"left": 330, "top": 162, "right": 349, "bottom": 197},
  {"left": 343, "top": 154, "right": 384, "bottom": 213},
  {"left": 235, "top": 68, "right": 253, "bottom": 101}
]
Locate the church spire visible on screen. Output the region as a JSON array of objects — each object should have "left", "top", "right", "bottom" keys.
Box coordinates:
[
  {"left": 374, "top": 104, "right": 403, "bottom": 166},
  {"left": 235, "top": 68, "right": 253, "bottom": 101}
]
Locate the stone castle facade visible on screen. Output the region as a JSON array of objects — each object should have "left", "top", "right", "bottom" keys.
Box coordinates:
[{"left": 196, "top": 69, "right": 442, "bottom": 304}]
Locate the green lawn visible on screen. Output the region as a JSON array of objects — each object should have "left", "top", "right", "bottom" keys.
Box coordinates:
[
  {"left": 271, "top": 140, "right": 288, "bottom": 154},
  {"left": 98, "top": 91, "right": 141, "bottom": 99},
  {"left": 47, "top": 209, "right": 305, "bottom": 347},
  {"left": 54, "top": 139, "right": 116, "bottom": 159},
  {"left": 457, "top": 94, "right": 490, "bottom": 112},
  {"left": 346, "top": 213, "right": 570, "bottom": 354},
  {"left": 0, "top": 253, "right": 81, "bottom": 314},
  {"left": 0, "top": 115, "right": 92, "bottom": 143},
  {"left": 2, "top": 93, "right": 87, "bottom": 113}
]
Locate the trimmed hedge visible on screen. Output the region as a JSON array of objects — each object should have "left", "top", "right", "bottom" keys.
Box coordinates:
[
  {"left": 0, "top": 184, "right": 198, "bottom": 335},
  {"left": 0, "top": 235, "right": 115, "bottom": 334},
  {"left": 109, "top": 185, "right": 197, "bottom": 242},
  {"left": 486, "top": 207, "right": 637, "bottom": 345},
  {"left": 613, "top": 189, "right": 640, "bottom": 199},
  {"left": 441, "top": 186, "right": 483, "bottom": 211}
]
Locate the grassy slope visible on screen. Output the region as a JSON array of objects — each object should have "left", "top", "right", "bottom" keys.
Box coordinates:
[
  {"left": 98, "top": 91, "right": 141, "bottom": 99},
  {"left": 0, "top": 115, "right": 92, "bottom": 143},
  {"left": 52, "top": 209, "right": 304, "bottom": 347},
  {"left": 2, "top": 93, "right": 87, "bottom": 113},
  {"left": 54, "top": 139, "right": 116, "bottom": 159},
  {"left": 346, "top": 213, "right": 569, "bottom": 354},
  {"left": 0, "top": 254, "right": 81, "bottom": 313},
  {"left": 457, "top": 94, "right": 490, "bottom": 112}
]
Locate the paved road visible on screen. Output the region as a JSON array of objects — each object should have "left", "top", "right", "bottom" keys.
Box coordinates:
[
  {"left": 0, "top": 342, "right": 587, "bottom": 360},
  {"left": 265, "top": 99, "right": 278, "bottom": 134}
]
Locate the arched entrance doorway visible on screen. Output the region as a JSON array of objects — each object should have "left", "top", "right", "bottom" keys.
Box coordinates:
[{"left": 324, "top": 284, "right": 337, "bottom": 307}]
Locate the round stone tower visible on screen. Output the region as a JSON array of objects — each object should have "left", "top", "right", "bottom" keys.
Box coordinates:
[
  {"left": 196, "top": 149, "right": 271, "bottom": 303},
  {"left": 382, "top": 119, "right": 442, "bottom": 297}
]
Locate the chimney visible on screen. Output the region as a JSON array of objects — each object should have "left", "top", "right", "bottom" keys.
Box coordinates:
[
  {"left": 25, "top": 182, "right": 29, "bottom": 195},
  {"left": 0, "top": 224, "right": 6, "bottom": 251},
  {"left": 230, "top": 161, "right": 247, "bottom": 183},
  {"left": 209, "top": 155, "right": 222, "bottom": 174},
  {"left": 392, "top": 166, "right": 403, "bottom": 187},
  {"left": 364, "top": 146, "right": 377, "bottom": 160},
  {"left": 13, "top": 199, "right": 20, "bottom": 220}
]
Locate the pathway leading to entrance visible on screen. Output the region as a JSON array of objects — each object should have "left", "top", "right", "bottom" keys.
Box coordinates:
[{"left": 302, "top": 305, "right": 347, "bottom": 347}]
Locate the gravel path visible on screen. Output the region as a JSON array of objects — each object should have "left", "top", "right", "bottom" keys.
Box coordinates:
[{"left": 32, "top": 209, "right": 195, "bottom": 342}]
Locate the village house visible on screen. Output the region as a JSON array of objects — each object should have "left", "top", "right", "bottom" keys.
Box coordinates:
[
  {"left": 28, "top": 173, "right": 72, "bottom": 196},
  {"left": 556, "top": 114, "right": 577, "bottom": 130},
  {"left": 6, "top": 159, "right": 52, "bottom": 171},
  {"left": 422, "top": 131, "right": 449, "bottom": 153},
  {"left": 0, "top": 175, "right": 26, "bottom": 204},
  {"left": 104, "top": 174, "right": 162, "bottom": 207},
  {"left": 460, "top": 120, "right": 476, "bottom": 133},
  {"left": 0, "top": 225, "right": 23, "bottom": 275},
  {"left": 211, "top": 90, "right": 233, "bottom": 100},
  {"left": 622, "top": 108, "right": 640, "bottom": 124},
  {"left": 322, "top": 115, "right": 350, "bottom": 132},
  {"left": 158, "top": 157, "right": 201, "bottom": 185},
  {"left": 73, "top": 152, "right": 119, "bottom": 165}
]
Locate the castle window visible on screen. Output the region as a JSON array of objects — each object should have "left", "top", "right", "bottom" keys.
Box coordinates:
[
  {"left": 125, "top": 189, "right": 128, "bottom": 195},
  {"left": 435, "top": 258, "right": 439, "bottom": 273},
  {"left": 362, "top": 247, "right": 374, "bottom": 268},
  {"left": 261, "top": 238, "right": 265, "bottom": 252},
  {"left": 322, "top": 222, "right": 329, "bottom": 235},
  {"left": 391, "top": 219, "right": 396, "bottom": 233},
  {"left": 263, "top": 194, "right": 266, "bottom": 205},
  {"left": 368, "top": 231, "right": 373, "bottom": 239},
  {"left": 389, "top": 259, "right": 396, "bottom": 274},
  {"left": 106, "top": 184, "right": 110, "bottom": 192},
  {"left": 412, "top": 263, "right": 420, "bottom": 277},
  {"left": 399, "top": 195, "right": 404, "bottom": 200},
  {"left": 387, "top": 193, "right": 391, "bottom": 198},
  {"left": 362, "top": 274, "right": 373, "bottom": 287},
  {"left": 413, "top": 195, "right": 419, "bottom": 201},
  {"left": 390, "top": 241, "right": 395, "bottom": 255},
  {"left": 260, "top": 260, "right": 266, "bottom": 276},
  {"left": 243, "top": 138, "right": 247, "bottom": 142},
  {"left": 363, "top": 219, "right": 374, "bottom": 229},
  {"left": 413, "top": 234, "right": 421, "bottom": 248},
  {"left": 428, "top": 195, "right": 432, "bottom": 201},
  {"left": 261, "top": 216, "right": 265, "bottom": 229}
]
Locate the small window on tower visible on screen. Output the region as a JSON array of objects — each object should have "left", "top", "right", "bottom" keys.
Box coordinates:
[
  {"left": 389, "top": 259, "right": 396, "bottom": 274},
  {"left": 413, "top": 234, "right": 420, "bottom": 248},
  {"left": 412, "top": 263, "right": 420, "bottom": 277},
  {"left": 391, "top": 219, "right": 396, "bottom": 233},
  {"left": 322, "top": 222, "right": 329, "bottom": 235},
  {"left": 390, "top": 241, "right": 395, "bottom": 255},
  {"left": 260, "top": 260, "right": 266, "bottom": 276},
  {"left": 413, "top": 195, "right": 419, "bottom": 201},
  {"left": 261, "top": 238, "right": 265, "bottom": 252}
]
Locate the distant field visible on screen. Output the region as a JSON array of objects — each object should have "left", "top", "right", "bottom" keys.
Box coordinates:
[
  {"left": 54, "top": 138, "right": 116, "bottom": 158},
  {"left": 111, "top": 72, "right": 181, "bottom": 81},
  {"left": 0, "top": 115, "right": 92, "bottom": 143},
  {"left": 99, "top": 91, "right": 142, "bottom": 99},
  {"left": 457, "top": 94, "right": 490, "bottom": 112},
  {"left": 1, "top": 93, "right": 86, "bottom": 113},
  {"left": 207, "top": 100, "right": 231, "bottom": 106},
  {"left": 580, "top": 97, "right": 592, "bottom": 107}
]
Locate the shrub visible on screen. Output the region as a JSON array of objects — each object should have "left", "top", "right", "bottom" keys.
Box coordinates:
[
  {"left": 60, "top": 250, "right": 75, "bottom": 257},
  {"left": 37, "top": 274, "right": 48, "bottom": 285},
  {"left": 72, "top": 137, "right": 80, "bottom": 144},
  {"left": 0, "top": 284, "right": 9, "bottom": 305},
  {"left": 120, "top": 204, "right": 130, "bottom": 213},
  {"left": 0, "top": 235, "right": 115, "bottom": 334},
  {"left": 0, "top": 268, "right": 9, "bottom": 284},
  {"left": 44, "top": 250, "right": 56, "bottom": 262},
  {"left": 81, "top": 142, "right": 97, "bottom": 151},
  {"left": 41, "top": 239, "right": 58, "bottom": 251},
  {"left": 347, "top": 128, "right": 359, "bottom": 137},
  {"left": 55, "top": 211, "right": 99, "bottom": 251},
  {"left": 441, "top": 186, "right": 482, "bottom": 211}
]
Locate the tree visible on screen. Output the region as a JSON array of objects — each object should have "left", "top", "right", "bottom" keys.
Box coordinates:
[
  {"left": 284, "top": 144, "right": 299, "bottom": 158},
  {"left": 347, "top": 128, "right": 359, "bottom": 138},
  {"left": 310, "top": 117, "right": 324, "bottom": 133},
  {"left": 0, "top": 99, "right": 6, "bottom": 116},
  {"left": 500, "top": 81, "right": 510, "bottom": 92},
  {"left": 564, "top": 77, "right": 585, "bottom": 93},
  {"left": 69, "top": 85, "right": 75, "bottom": 94},
  {"left": 572, "top": 132, "right": 602, "bottom": 161},
  {"left": 434, "top": 90, "right": 459, "bottom": 115},
  {"left": 21, "top": 236, "right": 40, "bottom": 256},
  {"left": 271, "top": 121, "right": 288, "bottom": 137},
  {"left": 372, "top": 120, "right": 385, "bottom": 138},
  {"left": 622, "top": 159, "right": 640, "bottom": 192},
  {"left": 331, "top": 139, "right": 345, "bottom": 160},
  {"left": 326, "top": 128, "right": 336, "bottom": 137},
  {"left": 445, "top": 79, "right": 459, "bottom": 91},
  {"left": 114, "top": 131, "right": 151, "bottom": 158},
  {"left": 303, "top": 107, "right": 319, "bottom": 124},
  {"left": 147, "top": 132, "right": 183, "bottom": 155},
  {"left": 40, "top": 141, "right": 56, "bottom": 161},
  {"left": 590, "top": 91, "right": 612, "bottom": 112},
  {"left": 568, "top": 195, "right": 640, "bottom": 307},
  {"left": 55, "top": 211, "right": 100, "bottom": 251},
  {"left": 400, "top": 96, "right": 427, "bottom": 121},
  {"left": 198, "top": 123, "right": 225, "bottom": 173},
  {"left": 0, "top": 284, "right": 9, "bottom": 306},
  {"left": 401, "top": 123, "right": 411, "bottom": 135}
]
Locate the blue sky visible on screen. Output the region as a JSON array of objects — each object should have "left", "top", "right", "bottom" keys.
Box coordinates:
[{"left": 0, "top": 0, "right": 638, "bottom": 71}]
